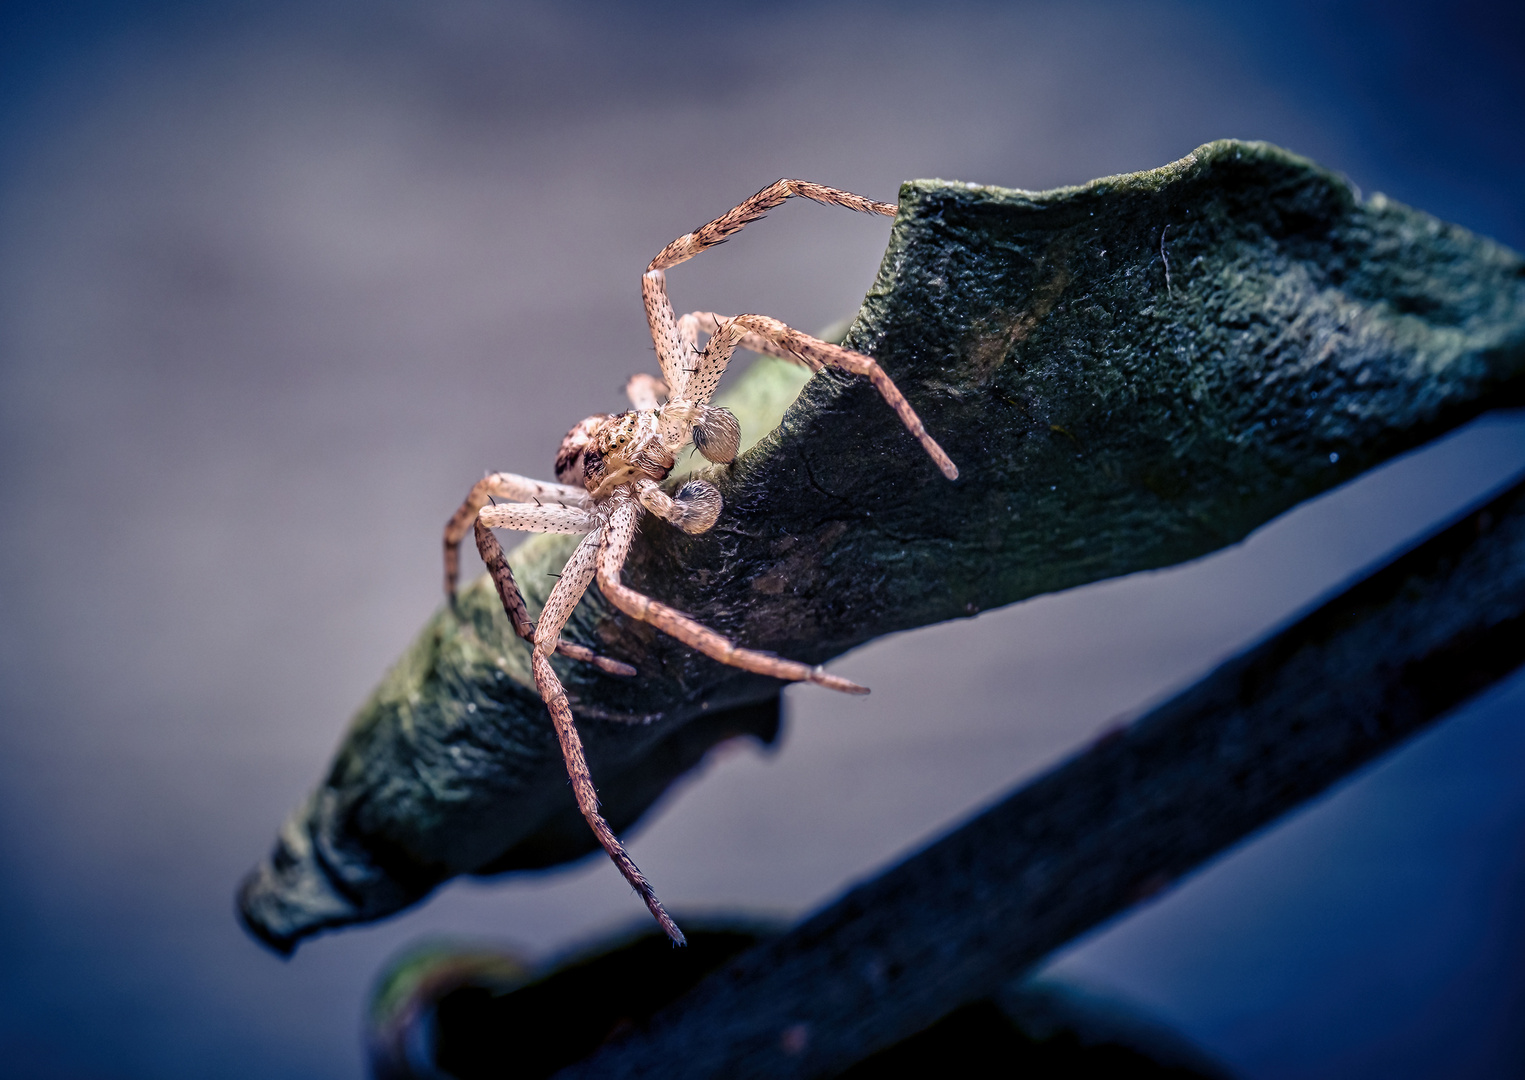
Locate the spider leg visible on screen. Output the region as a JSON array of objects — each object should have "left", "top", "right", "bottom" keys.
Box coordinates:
[
  {"left": 683, "top": 310, "right": 822, "bottom": 373},
  {"left": 648, "top": 179, "right": 896, "bottom": 273},
  {"left": 472, "top": 510, "right": 635, "bottom": 677},
  {"left": 476, "top": 503, "right": 598, "bottom": 533},
  {"left": 443, "top": 472, "right": 591, "bottom": 601},
  {"left": 642, "top": 271, "right": 700, "bottom": 399},
  {"left": 597, "top": 499, "right": 868, "bottom": 694},
  {"left": 734, "top": 313, "right": 959, "bottom": 480},
  {"left": 472, "top": 516, "right": 535, "bottom": 639},
  {"left": 643, "top": 180, "right": 894, "bottom": 401},
  {"left": 533, "top": 652, "right": 685, "bottom": 945},
  {"left": 529, "top": 529, "right": 686, "bottom": 945},
  {"left": 624, "top": 372, "right": 668, "bottom": 411},
  {"left": 656, "top": 318, "right": 747, "bottom": 451},
  {"left": 675, "top": 312, "right": 702, "bottom": 353},
  {"left": 679, "top": 310, "right": 957, "bottom": 478},
  {"left": 682, "top": 316, "right": 747, "bottom": 408},
  {"left": 529, "top": 525, "right": 605, "bottom": 651},
  {"left": 637, "top": 180, "right": 954, "bottom": 477}
]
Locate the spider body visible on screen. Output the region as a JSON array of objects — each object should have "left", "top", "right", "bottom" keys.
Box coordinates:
[{"left": 443, "top": 180, "right": 958, "bottom": 945}]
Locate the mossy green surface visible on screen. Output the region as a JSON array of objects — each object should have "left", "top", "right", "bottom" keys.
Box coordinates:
[{"left": 240, "top": 141, "right": 1525, "bottom": 951}]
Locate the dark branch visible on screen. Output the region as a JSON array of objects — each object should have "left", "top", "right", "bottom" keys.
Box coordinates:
[{"left": 562, "top": 470, "right": 1525, "bottom": 1079}]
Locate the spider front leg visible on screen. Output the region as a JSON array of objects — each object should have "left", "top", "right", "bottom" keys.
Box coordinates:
[
  {"left": 688, "top": 310, "right": 959, "bottom": 480},
  {"left": 654, "top": 320, "right": 747, "bottom": 458},
  {"left": 683, "top": 310, "right": 820, "bottom": 373},
  {"left": 443, "top": 472, "right": 591, "bottom": 601},
  {"left": 597, "top": 498, "right": 867, "bottom": 695},
  {"left": 526, "top": 527, "right": 687, "bottom": 945},
  {"left": 642, "top": 180, "right": 893, "bottom": 401}
]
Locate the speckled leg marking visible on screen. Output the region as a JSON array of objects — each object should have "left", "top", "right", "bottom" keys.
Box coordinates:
[
  {"left": 477, "top": 503, "right": 597, "bottom": 534},
  {"left": 684, "top": 310, "right": 821, "bottom": 372},
  {"left": 444, "top": 472, "right": 591, "bottom": 600},
  {"left": 525, "top": 531, "right": 684, "bottom": 943},
  {"left": 473, "top": 516, "right": 536, "bottom": 639},
  {"left": 682, "top": 318, "right": 748, "bottom": 407},
  {"left": 596, "top": 499, "right": 867, "bottom": 694},
  {"left": 675, "top": 312, "right": 702, "bottom": 353},
  {"left": 651, "top": 318, "right": 747, "bottom": 451},
  {"left": 642, "top": 271, "right": 698, "bottom": 395},
  {"left": 472, "top": 517, "right": 635, "bottom": 677},
  {"left": 530, "top": 529, "right": 604, "bottom": 651},
  {"left": 648, "top": 179, "right": 897, "bottom": 273}
]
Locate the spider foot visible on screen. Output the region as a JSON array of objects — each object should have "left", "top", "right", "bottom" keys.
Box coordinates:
[
  {"left": 809, "top": 666, "right": 870, "bottom": 695},
  {"left": 651, "top": 905, "right": 688, "bottom": 948}
]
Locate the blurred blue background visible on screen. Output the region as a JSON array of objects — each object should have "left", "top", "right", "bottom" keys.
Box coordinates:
[{"left": 1, "top": 1, "right": 1522, "bottom": 1076}]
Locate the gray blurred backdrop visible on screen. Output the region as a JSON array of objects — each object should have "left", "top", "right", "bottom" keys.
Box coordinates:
[{"left": 2, "top": 1, "right": 1524, "bottom": 1077}]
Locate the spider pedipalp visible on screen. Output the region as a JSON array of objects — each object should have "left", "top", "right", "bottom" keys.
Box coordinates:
[{"left": 691, "top": 406, "right": 741, "bottom": 463}]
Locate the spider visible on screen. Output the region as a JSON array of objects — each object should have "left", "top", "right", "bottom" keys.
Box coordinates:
[{"left": 441, "top": 180, "right": 958, "bottom": 945}]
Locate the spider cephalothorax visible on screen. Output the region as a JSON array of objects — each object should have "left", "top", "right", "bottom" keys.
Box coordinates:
[
  {"left": 442, "top": 180, "right": 958, "bottom": 945},
  {"left": 556, "top": 401, "right": 740, "bottom": 501}
]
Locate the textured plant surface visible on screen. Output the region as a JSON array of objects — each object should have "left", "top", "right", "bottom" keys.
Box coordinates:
[{"left": 240, "top": 140, "right": 1525, "bottom": 952}]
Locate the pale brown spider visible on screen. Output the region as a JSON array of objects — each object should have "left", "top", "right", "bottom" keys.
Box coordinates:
[{"left": 442, "top": 180, "right": 958, "bottom": 945}]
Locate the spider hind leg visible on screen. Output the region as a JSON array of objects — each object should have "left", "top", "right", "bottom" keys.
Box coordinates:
[
  {"left": 473, "top": 513, "right": 635, "bottom": 676},
  {"left": 532, "top": 651, "right": 685, "bottom": 944},
  {"left": 526, "top": 529, "right": 686, "bottom": 944}
]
